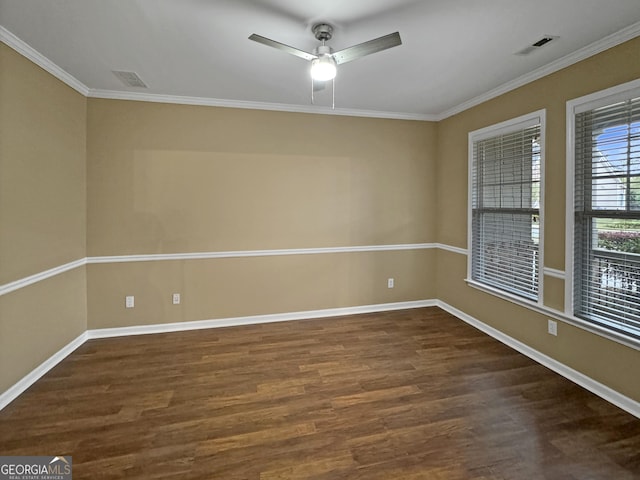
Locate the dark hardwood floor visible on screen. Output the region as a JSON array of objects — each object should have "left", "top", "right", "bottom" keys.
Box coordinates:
[{"left": 1, "top": 307, "right": 639, "bottom": 479}]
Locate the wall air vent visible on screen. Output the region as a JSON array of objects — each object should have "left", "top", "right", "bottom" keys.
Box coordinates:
[
  {"left": 112, "top": 70, "right": 148, "bottom": 88},
  {"left": 515, "top": 35, "right": 559, "bottom": 56}
]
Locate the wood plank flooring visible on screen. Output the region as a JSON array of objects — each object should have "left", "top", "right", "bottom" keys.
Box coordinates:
[{"left": 1, "top": 307, "right": 639, "bottom": 479}]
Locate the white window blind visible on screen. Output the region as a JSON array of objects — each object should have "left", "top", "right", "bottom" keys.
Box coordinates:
[
  {"left": 471, "top": 119, "right": 542, "bottom": 300},
  {"left": 574, "top": 95, "right": 640, "bottom": 339}
]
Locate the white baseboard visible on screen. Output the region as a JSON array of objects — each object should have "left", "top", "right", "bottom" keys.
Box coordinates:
[
  {"left": 0, "top": 332, "right": 88, "bottom": 411},
  {"left": 436, "top": 300, "right": 640, "bottom": 419},
  {"left": 2, "top": 299, "right": 638, "bottom": 419},
  {"left": 87, "top": 300, "right": 438, "bottom": 339},
  {"left": 0, "top": 300, "right": 435, "bottom": 410}
]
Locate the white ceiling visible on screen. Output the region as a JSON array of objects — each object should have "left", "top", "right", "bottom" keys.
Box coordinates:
[{"left": 2, "top": 0, "right": 640, "bottom": 120}]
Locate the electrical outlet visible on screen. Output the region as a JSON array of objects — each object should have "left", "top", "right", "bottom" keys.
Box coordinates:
[
  {"left": 547, "top": 319, "right": 557, "bottom": 336},
  {"left": 388, "top": 278, "right": 394, "bottom": 288},
  {"left": 172, "top": 293, "right": 181, "bottom": 305},
  {"left": 125, "top": 295, "right": 135, "bottom": 308}
]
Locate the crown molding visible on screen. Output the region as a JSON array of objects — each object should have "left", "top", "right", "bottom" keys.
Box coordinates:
[
  {"left": 0, "top": 26, "right": 90, "bottom": 96},
  {"left": 0, "top": 26, "right": 431, "bottom": 121},
  {"left": 435, "top": 20, "right": 640, "bottom": 120},
  {"left": 0, "top": 24, "right": 431, "bottom": 121},
  {"left": 3, "top": 20, "right": 640, "bottom": 122},
  {"left": 87, "top": 89, "right": 437, "bottom": 121}
]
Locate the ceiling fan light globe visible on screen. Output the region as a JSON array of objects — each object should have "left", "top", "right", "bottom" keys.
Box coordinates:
[{"left": 310, "top": 55, "right": 337, "bottom": 81}]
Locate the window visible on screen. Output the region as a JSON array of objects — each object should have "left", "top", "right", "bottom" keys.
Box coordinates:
[
  {"left": 468, "top": 111, "right": 545, "bottom": 301},
  {"left": 570, "top": 81, "right": 640, "bottom": 340}
]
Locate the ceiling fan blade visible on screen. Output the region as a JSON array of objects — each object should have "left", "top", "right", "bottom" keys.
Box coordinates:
[
  {"left": 248, "top": 34, "right": 317, "bottom": 61},
  {"left": 332, "top": 32, "right": 402, "bottom": 65}
]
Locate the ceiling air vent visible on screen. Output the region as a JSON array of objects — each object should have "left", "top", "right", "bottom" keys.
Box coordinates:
[
  {"left": 515, "top": 35, "right": 559, "bottom": 56},
  {"left": 112, "top": 70, "right": 148, "bottom": 88}
]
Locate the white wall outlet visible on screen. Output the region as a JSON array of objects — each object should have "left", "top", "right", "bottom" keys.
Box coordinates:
[
  {"left": 172, "top": 293, "right": 181, "bottom": 305},
  {"left": 388, "top": 278, "right": 394, "bottom": 288},
  {"left": 125, "top": 295, "right": 135, "bottom": 308},
  {"left": 547, "top": 319, "right": 557, "bottom": 336}
]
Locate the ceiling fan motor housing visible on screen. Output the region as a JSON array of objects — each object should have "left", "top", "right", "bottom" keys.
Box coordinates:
[{"left": 313, "top": 23, "right": 333, "bottom": 42}]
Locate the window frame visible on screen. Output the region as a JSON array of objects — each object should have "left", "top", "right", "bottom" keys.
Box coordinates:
[
  {"left": 566, "top": 78, "right": 640, "bottom": 343},
  {"left": 467, "top": 109, "right": 546, "bottom": 305}
]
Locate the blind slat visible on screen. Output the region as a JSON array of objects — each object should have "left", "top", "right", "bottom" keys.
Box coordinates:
[{"left": 471, "top": 123, "right": 541, "bottom": 300}]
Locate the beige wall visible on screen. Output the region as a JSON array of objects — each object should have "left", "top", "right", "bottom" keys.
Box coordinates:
[
  {"left": 0, "top": 269, "right": 87, "bottom": 390},
  {"left": 86, "top": 100, "right": 437, "bottom": 326},
  {"left": 2, "top": 33, "right": 639, "bottom": 404},
  {"left": 436, "top": 37, "right": 640, "bottom": 400},
  {"left": 0, "top": 44, "right": 87, "bottom": 392},
  {"left": 87, "top": 101, "right": 436, "bottom": 254},
  {"left": 87, "top": 250, "right": 434, "bottom": 329}
]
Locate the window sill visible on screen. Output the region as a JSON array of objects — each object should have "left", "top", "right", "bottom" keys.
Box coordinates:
[{"left": 464, "top": 278, "right": 640, "bottom": 351}]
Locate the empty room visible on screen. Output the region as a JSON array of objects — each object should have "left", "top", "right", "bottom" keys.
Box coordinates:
[{"left": 1, "top": 1, "right": 639, "bottom": 478}]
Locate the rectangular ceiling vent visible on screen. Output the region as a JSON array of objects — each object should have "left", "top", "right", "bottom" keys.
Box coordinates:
[
  {"left": 112, "top": 70, "right": 148, "bottom": 88},
  {"left": 515, "top": 35, "right": 559, "bottom": 56}
]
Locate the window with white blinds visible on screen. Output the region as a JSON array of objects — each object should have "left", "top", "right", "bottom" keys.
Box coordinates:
[
  {"left": 469, "top": 111, "right": 544, "bottom": 300},
  {"left": 573, "top": 87, "right": 640, "bottom": 340}
]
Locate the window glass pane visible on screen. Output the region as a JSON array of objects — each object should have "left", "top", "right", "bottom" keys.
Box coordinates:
[
  {"left": 591, "top": 121, "right": 640, "bottom": 211},
  {"left": 595, "top": 218, "right": 640, "bottom": 254},
  {"left": 632, "top": 176, "right": 640, "bottom": 211},
  {"left": 532, "top": 141, "right": 541, "bottom": 209},
  {"left": 591, "top": 176, "right": 627, "bottom": 210},
  {"left": 596, "top": 123, "right": 638, "bottom": 172}
]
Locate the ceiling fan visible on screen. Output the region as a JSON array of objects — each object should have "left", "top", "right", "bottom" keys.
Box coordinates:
[{"left": 249, "top": 23, "right": 402, "bottom": 106}]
